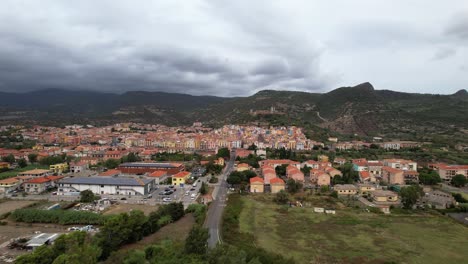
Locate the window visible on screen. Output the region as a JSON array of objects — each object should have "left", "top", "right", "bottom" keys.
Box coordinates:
[{"left": 101, "top": 185, "right": 104, "bottom": 187}]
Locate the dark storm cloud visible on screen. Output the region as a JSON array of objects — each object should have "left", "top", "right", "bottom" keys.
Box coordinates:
[{"left": 0, "top": 1, "right": 467, "bottom": 96}]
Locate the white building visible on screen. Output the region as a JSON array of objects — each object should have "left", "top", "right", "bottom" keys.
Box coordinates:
[{"left": 58, "top": 177, "right": 154, "bottom": 196}]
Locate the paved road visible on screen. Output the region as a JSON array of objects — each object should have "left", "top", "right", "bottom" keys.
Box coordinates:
[{"left": 205, "top": 151, "right": 236, "bottom": 248}]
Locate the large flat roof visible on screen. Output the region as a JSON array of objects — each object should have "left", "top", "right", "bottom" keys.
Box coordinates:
[
  {"left": 119, "top": 162, "right": 182, "bottom": 168},
  {"left": 59, "top": 176, "right": 153, "bottom": 186}
]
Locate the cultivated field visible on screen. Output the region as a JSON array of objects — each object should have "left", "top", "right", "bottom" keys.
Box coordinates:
[
  {"left": 103, "top": 203, "right": 158, "bottom": 216},
  {"left": 0, "top": 200, "right": 38, "bottom": 216},
  {"left": 228, "top": 194, "right": 468, "bottom": 264}
]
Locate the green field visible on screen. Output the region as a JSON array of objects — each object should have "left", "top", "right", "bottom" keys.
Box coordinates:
[
  {"left": 225, "top": 194, "right": 468, "bottom": 264},
  {"left": 0, "top": 164, "right": 49, "bottom": 179}
]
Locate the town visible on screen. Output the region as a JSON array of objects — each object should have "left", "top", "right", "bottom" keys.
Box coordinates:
[{"left": 0, "top": 123, "right": 467, "bottom": 263}]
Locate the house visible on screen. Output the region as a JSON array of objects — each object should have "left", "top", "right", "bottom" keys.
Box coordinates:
[
  {"left": 381, "top": 167, "right": 404, "bottom": 185},
  {"left": 310, "top": 172, "right": 331, "bottom": 186},
  {"left": 235, "top": 149, "right": 253, "bottom": 158},
  {"left": 17, "top": 169, "right": 52, "bottom": 177},
  {"left": 367, "top": 161, "right": 383, "bottom": 177},
  {"left": 324, "top": 167, "right": 342, "bottom": 177},
  {"left": 24, "top": 176, "right": 63, "bottom": 194},
  {"left": 358, "top": 183, "right": 376, "bottom": 193},
  {"left": 334, "top": 184, "right": 357, "bottom": 195},
  {"left": 250, "top": 177, "right": 264, "bottom": 193},
  {"left": 383, "top": 159, "right": 417, "bottom": 171},
  {"left": 286, "top": 165, "right": 304, "bottom": 182},
  {"left": 172, "top": 171, "right": 191, "bottom": 186},
  {"left": 262, "top": 166, "right": 277, "bottom": 184},
  {"left": 371, "top": 190, "right": 399, "bottom": 203},
  {"left": 49, "top": 163, "right": 68, "bottom": 174},
  {"left": 0, "top": 177, "right": 21, "bottom": 193},
  {"left": 302, "top": 160, "right": 319, "bottom": 169},
  {"left": 352, "top": 161, "right": 368, "bottom": 172},
  {"left": 58, "top": 177, "right": 154, "bottom": 196},
  {"left": 359, "top": 171, "right": 371, "bottom": 182},
  {"left": 259, "top": 159, "right": 300, "bottom": 169},
  {"left": 435, "top": 164, "right": 468, "bottom": 183},
  {"left": 421, "top": 190, "right": 456, "bottom": 209},
  {"left": 403, "top": 170, "right": 419, "bottom": 183},
  {"left": 236, "top": 163, "right": 250, "bottom": 172},
  {"left": 70, "top": 161, "right": 89, "bottom": 173},
  {"left": 0, "top": 162, "right": 10, "bottom": 169},
  {"left": 148, "top": 170, "right": 168, "bottom": 185},
  {"left": 333, "top": 158, "right": 346, "bottom": 166},
  {"left": 270, "top": 177, "right": 285, "bottom": 193}
]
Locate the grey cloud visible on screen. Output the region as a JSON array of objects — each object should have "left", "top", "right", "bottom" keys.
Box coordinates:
[
  {"left": 445, "top": 13, "right": 468, "bottom": 40},
  {"left": 431, "top": 47, "right": 457, "bottom": 61}
]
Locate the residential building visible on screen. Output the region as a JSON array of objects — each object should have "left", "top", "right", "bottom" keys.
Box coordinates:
[
  {"left": 148, "top": 170, "right": 168, "bottom": 184},
  {"left": 383, "top": 159, "right": 417, "bottom": 171},
  {"left": 371, "top": 190, "right": 399, "bottom": 203},
  {"left": 421, "top": 190, "right": 456, "bottom": 209},
  {"left": 18, "top": 169, "right": 52, "bottom": 177},
  {"left": 58, "top": 177, "right": 154, "bottom": 196},
  {"left": 236, "top": 163, "right": 250, "bottom": 172},
  {"left": 172, "top": 171, "right": 191, "bottom": 186},
  {"left": 270, "top": 177, "right": 285, "bottom": 193},
  {"left": 0, "top": 162, "right": 10, "bottom": 169},
  {"left": 70, "top": 161, "right": 89, "bottom": 173},
  {"left": 311, "top": 172, "right": 331, "bottom": 186},
  {"left": 262, "top": 166, "right": 276, "bottom": 184},
  {"left": 49, "top": 163, "right": 68, "bottom": 174},
  {"left": 250, "top": 177, "right": 264, "bottom": 193},
  {"left": 24, "top": 176, "right": 63, "bottom": 194},
  {"left": 286, "top": 165, "right": 304, "bottom": 182},
  {"left": 436, "top": 164, "right": 468, "bottom": 183},
  {"left": 381, "top": 167, "right": 405, "bottom": 185},
  {"left": 358, "top": 183, "right": 376, "bottom": 193},
  {"left": 0, "top": 177, "right": 21, "bottom": 193},
  {"left": 334, "top": 184, "right": 357, "bottom": 195}
]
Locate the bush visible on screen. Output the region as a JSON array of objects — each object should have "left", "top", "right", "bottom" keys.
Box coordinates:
[
  {"left": 186, "top": 204, "right": 207, "bottom": 225},
  {"left": 10, "top": 209, "right": 104, "bottom": 225}
]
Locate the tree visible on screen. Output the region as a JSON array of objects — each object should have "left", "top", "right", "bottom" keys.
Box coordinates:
[
  {"left": 185, "top": 226, "right": 209, "bottom": 255},
  {"left": 199, "top": 182, "right": 208, "bottom": 195},
  {"left": 247, "top": 144, "right": 257, "bottom": 151},
  {"left": 2, "top": 154, "right": 15, "bottom": 163},
  {"left": 123, "top": 153, "right": 141, "bottom": 163},
  {"left": 275, "top": 164, "right": 287, "bottom": 177},
  {"left": 286, "top": 179, "right": 302, "bottom": 194},
  {"left": 104, "top": 159, "right": 120, "bottom": 169},
  {"left": 452, "top": 193, "right": 468, "bottom": 203},
  {"left": 273, "top": 190, "right": 289, "bottom": 204},
  {"left": 400, "top": 185, "right": 423, "bottom": 209},
  {"left": 28, "top": 153, "right": 38, "bottom": 163},
  {"left": 123, "top": 250, "right": 147, "bottom": 264},
  {"left": 217, "top": 148, "right": 230, "bottom": 159},
  {"left": 80, "top": 190, "right": 97, "bottom": 203},
  {"left": 18, "top": 158, "right": 28, "bottom": 168},
  {"left": 418, "top": 168, "right": 441, "bottom": 185},
  {"left": 451, "top": 174, "right": 467, "bottom": 187}
]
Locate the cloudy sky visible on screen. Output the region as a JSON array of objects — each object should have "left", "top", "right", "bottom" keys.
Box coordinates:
[{"left": 0, "top": 0, "right": 467, "bottom": 96}]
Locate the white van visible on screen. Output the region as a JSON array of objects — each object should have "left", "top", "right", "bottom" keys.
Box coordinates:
[{"left": 192, "top": 182, "right": 197, "bottom": 187}]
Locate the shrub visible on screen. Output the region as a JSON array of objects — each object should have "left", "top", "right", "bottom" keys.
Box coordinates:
[{"left": 10, "top": 209, "right": 104, "bottom": 225}]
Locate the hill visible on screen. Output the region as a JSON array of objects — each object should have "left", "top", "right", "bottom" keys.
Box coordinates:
[{"left": 1, "top": 83, "right": 467, "bottom": 143}]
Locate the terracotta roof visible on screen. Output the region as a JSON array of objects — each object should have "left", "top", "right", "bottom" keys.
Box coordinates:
[
  {"left": 149, "top": 170, "right": 167, "bottom": 177},
  {"left": 18, "top": 169, "right": 51, "bottom": 175},
  {"left": 99, "top": 169, "right": 121, "bottom": 176},
  {"left": 26, "top": 176, "right": 63, "bottom": 184},
  {"left": 270, "top": 177, "right": 285, "bottom": 184},
  {"left": 359, "top": 171, "right": 370, "bottom": 179},
  {"left": 250, "top": 176, "right": 264, "bottom": 184},
  {"left": 0, "top": 178, "right": 20, "bottom": 184},
  {"left": 237, "top": 163, "right": 249, "bottom": 168},
  {"left": 382, "top": 166, "right": 403, "bottom": 173},
  {"left": 173, "top": 171, "right": 191, "bottom": 178}
]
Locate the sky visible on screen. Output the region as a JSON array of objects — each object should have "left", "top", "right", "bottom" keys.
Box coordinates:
[{"left": 0, "top": 0, "right": 467, "bottom": 97}]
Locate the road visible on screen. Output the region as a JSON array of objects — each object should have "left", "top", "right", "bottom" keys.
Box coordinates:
[{"left": 205, "top": 150, "right": 236, "bottom": 248}]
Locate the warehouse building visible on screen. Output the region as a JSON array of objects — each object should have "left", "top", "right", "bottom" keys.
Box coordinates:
[{"left": 57, "top": 177, "right": 154, "bottom": 196}]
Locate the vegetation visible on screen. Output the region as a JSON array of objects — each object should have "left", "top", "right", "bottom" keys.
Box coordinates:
[
  {"left": 236, "top": 154, "right": 262, "bottom": 168},
  {"left": 217, "top": 147, "right": 230, "bottom": 159},
  {"left": 10, "top": 208, "right": 104, "bottom": 225},
  {"left": 39, "top": 154, "right": 70, "bottom": 166},
  {"left": 152, "top": 152, "right": 201, "bottom": 162},
  {"left": 227, "top": 194, "right": 468, "bottom": 263},
  {"left": 451, "top": 174, "right": 467, "bottom": 187},
  {"left": 399, "top": 185, "right": 424, "bottom": 209},
  {"left": 80, "top": 190, "right": 99, "bottom": 203},
  {"left": 199, "top": 182, "right": 208, "bottom": 195},
  {"left": 418, "top": 167, "right": 442, "bottom": 185},
  {"left": 205, "top": 162, "right": 223, "bottom": 175},
  {"left": 104, "top": 158, "right": 120, "bottom": 169},
  {"left": 227, "top": 170, "right": 257, "bottom": 185},
  {"left": 285, "top": 179, "right": 302, "bottom": 194},
  {"left": 273, "top": 190, "right": 289, "bottom": 204}
]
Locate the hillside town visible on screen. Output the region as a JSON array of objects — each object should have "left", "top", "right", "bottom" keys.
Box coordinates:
[{"left": 0, "top": 123, "right": 467, "bottom": 263}]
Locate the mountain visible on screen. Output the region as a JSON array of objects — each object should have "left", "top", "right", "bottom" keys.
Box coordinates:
[{"left": 1, "top": 83, "right": 467, "bottom": 142}]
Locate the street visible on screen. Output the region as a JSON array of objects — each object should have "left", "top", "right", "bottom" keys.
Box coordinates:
[{"left": 204, "top": 150, "right": 236, "bottom": 248}]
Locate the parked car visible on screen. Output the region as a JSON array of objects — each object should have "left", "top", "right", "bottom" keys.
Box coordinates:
[{"left": 162, "top": 197, "right": 172, "bottom": 202}]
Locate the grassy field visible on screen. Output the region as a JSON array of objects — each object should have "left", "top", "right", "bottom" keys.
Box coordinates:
[
  {"left": 0, "top": 164, "right": 49, "bottom": 179},
  {"left": 226, "top": 194, "right": 468, "bottom": 264},
  {"left": 103, "top": 203, "right": 159, "bottom": 216}
]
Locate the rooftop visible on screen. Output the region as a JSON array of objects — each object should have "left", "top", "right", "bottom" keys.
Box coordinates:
[{"left": 59, "top": 176, "right": 153, "bottom": 186}]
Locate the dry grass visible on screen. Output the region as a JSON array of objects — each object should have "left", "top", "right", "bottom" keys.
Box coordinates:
[
  {"left": 0, "top": 200, "right": 38, "bottom": 216},
  {"left": 102, "top": 203, "right": 158, "bottom": 216}
]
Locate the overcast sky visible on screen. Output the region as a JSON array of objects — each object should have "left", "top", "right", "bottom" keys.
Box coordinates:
[{"left": 0, "top": 0, "right": 467, "bottom": 96}]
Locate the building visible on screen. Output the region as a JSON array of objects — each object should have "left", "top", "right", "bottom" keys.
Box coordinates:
[
  {"left": 148, "top": 170, "right": 168, "bottom": 185},
  {"left": 98, "top": 169, "right": 121, "bottom": 177},
  {"left": 371, "top": 190, "right": 399, "bottom": 203},
  {"left": 172, "top": 171, "right": 191, "bottom": 186},
  {"left": 286, "top": 165, "right": 304, "bottom": 182},
  {"left": 18, "top": 169, "right": 52, "bottom": 178},
  {"left": 259, "top": 159, "right": 300, "bottom": 169},
  {"left": 403, "top": 170, "right": 420, "bottom": 183},
  {"left": 58, "top": 177, "right": 154, "bottom": 196},
  {"left": 421, "top": 190, "right": 456, "bottom": 209},
  {"left": 0, "top": 177, "right": 21, "bottom": 193},
  {"left": 358, "top": 183, "right": 376, "bottom": 193},
  {"left": 383, "top": 159, "right": 417, "bottom": 171},
  {"left": 334, "top": 184, "right": 357, "bottom": 195},
  {"left": 250, "top": 177, "right": 264, "bottom": 193},
  {"left": 262, "top": 166, "right": 276, "bottom": 185},
  {"left": 49, "top": 163, "right": 69, "bottom": 174},
  {"left": 24, "top": 176, "right": 63, "bottom": 194},
  {"left": 333, "top": 158, "right": 346, "bottom": 166},
  {"left": 118, "top": 162, "right": 184, "bottom": 175},
  {"left": 0, "top": 162, "right": 10, "bottom": 169},
  {"left": 436, "top": 164, "right": 468, "bottom": 183},
  {"left": 26, "top": 233, "right": 60, "bottom": 250},
  {"left": 270, "top": 177, "right": 285, "bottom": 193},
  {"left": 70, "top": 161, "right": 89, "bottom": 173},
  {"left": 381, "top": 167, "right": 405, "bottom": 185},
  {"left": 236, "top": 163, "right": 250, "bottom": 172},
  {"left": 310, "top": 171, "right": 331, "bottom": 186}
]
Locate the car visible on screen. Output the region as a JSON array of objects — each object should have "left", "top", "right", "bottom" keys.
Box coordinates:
[
  {"left": 185, "top": 191, "right": 190, "bottom": 196},
  {"left": 169, "top": 185, "right": 175, "bottom": 189},
  {"left": 147, "top": 194, "right": 153, "bottom": 198},
  {"left": 120, "top": 197, "right": 127, "bottom": 200},
  {"left": 159, "top": 191, "right": 166, "bottom": 195},
  {"left": 162, "top": 197, "right": 172, "bottom": 202},
  {"left": 164, "top": 188, "right": 170, "bottom": 192},
  {"left": 52, "top": 191, "right": 58, "bottom": 195},
  {"left": 197, "top": 179, "right": 201, "bottom": 182},
  {"left": 190, "top": 188, "right": 196, "bottom": 191}
]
